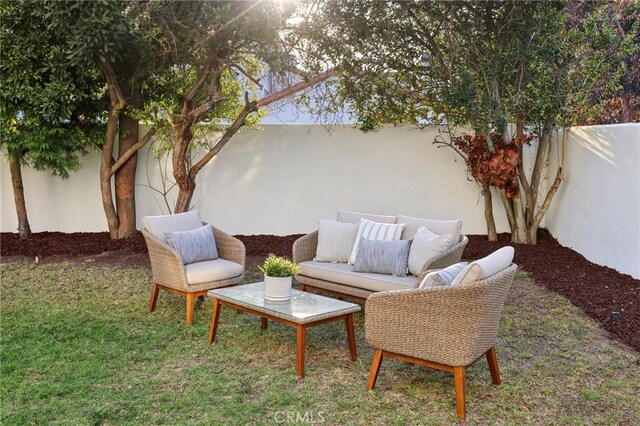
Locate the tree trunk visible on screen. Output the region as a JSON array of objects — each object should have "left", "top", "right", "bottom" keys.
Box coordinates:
[
  {"left": 9, "top": 154, "right": 31, "bottom": 239},
  {"left": 621, "top": 94, "right": 631, "bottom": 122},
  {"left": 512, "top": 195, "right": 526, "bottom": 243},
  {"left": 174, "top": 177, "right": 196, "bottom": 213},
  {"left": 483, "top": 186, "right": 497, "bottom": 241},
  {"left": 173, "top": 129, "right": 196, "bottom": 214},
  {"left": 100, "top": 111, "right": 120, "bottom": 239},
  {"left": 115, "top": 109, "right": 139, "bottom": 238}
]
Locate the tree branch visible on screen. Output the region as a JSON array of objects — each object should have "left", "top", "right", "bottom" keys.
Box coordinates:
[
  {"left": 98, "top": 60, "right": 127, "bottom": 110},
  {"left": 257, "top": 69, "right": 334, "bottom": 107},
  {"left": 532, "top": 128, "right": 569, "bottom": 229},
  {"left": 108, "top": 127, "right": 157, "bottom": 177},
  {"left": 189, "top": 99, "right": 258, "bottom": 177},
  {"left": 185, "top": 59, "right": 214, "bottom": 104},
  {"left": 231, "top": 64, "right": 263, "bottom": 89}
]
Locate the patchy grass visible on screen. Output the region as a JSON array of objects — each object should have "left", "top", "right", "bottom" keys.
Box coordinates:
[{"left": 1, "top": 260, "right": 638, "bottom": 425}]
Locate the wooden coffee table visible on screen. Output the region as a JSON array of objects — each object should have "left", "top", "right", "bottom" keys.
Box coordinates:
[{"left": 208, "top": 282, "right": 361, "bottom": 377}]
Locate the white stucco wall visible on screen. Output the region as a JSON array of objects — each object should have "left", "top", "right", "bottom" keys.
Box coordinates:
[
  {"left": 3, "top": 123, "right": 638, "bottom": 278},
  {"left": 137, "top": 125, "right": 512, "bottom": 235},
  {"left": 545, "top": 124, "right": 640, "bottom": 279},
  {"left": 0, "top": 125, "right": 510, "bottom": 236}
]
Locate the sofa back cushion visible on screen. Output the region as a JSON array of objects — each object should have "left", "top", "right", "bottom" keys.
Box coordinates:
[
  {"left": 397, "top": 215, "right": 462, "bottom": 240},
  {"left": 337, "top": 210, "right": 397, "bottom": 224},
  {"left": 315, "top": 220, "right": 359, "bottom": 263},
  {"left": 143, "top": 211, "right": 203, "bottom": 243}
]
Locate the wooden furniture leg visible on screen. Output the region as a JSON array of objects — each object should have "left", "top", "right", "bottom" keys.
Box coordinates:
[
  {"left": 186, "top": 293, "right": 196, "bottom": 325},
  {"left": 149, "top": 283, "right": 160, "bottom": 313},
  {"left": 296, "top": 325, "right": 306, "bottom": 377},
  {"left": 345, "top": 314, "right": 357, "bottom": 361},
  {"left": 261, "top": 317, "right": 268, "bottom": 331},
  {"left": 208, "top": 299, "right": 221, "bottom": 343},
  {"left": 486, "top": 346, "right": 501, "bottom": 385},
  {"left": 367, "top": 348, "right": 384, "bottom": 390},
  {"left": 454, "top": 366, "right": 467, "bottom": 420}
]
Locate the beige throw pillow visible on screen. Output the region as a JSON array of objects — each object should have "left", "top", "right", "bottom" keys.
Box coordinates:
[
  {"left": 348, "top": 219, "right": 405, "bottom": 264},
  {"left": 407, "top": 226, "right": 454, "bottom": 276},
  {"left": 314, "top": 220, "right": 358, "bottom": 263}
]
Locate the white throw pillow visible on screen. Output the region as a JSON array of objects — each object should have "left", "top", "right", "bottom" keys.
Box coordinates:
[
  {"left": 407, "top": 226, "right": 454, "bottom": 276},
  {"left": 451, "top": 246, "right": 515, "bottom": 286},
  {"left": 315, "top": 220, "right": 359, "bottom": 263},
  {"left": 348, "top": 219, "right": 405, "bottom": 264},
  {"left": 419, "top": 262, "right": 469, "bottom": 288}
]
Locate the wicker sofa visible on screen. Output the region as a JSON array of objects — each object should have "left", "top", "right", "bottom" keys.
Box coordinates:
[{"left": 293, "top": 210, "right": 469, "bottom": 302}]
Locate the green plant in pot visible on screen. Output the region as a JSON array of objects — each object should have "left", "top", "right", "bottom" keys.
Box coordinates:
[{"left": 259, "top": 254, "right": 300, "bottom": 301}]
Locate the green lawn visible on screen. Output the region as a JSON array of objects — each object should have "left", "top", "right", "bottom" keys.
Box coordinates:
[{"left": 1, "top": 259, "right": 639, "bottom": 425}]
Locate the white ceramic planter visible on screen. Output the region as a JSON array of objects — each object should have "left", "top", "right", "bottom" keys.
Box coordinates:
[{"left": 264, "top": 275, "right": 292, "bottom": 301}]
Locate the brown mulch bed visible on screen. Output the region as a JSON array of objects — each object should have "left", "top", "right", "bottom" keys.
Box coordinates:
[{"left": 1, "top": 229, "right": 638, "bottom": 351}]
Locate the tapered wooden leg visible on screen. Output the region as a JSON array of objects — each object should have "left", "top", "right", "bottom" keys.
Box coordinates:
[
  {"left": 261, "top": 317, "right": 268, "bottom": 331},
  {"left": 149, "top": 283, "right": 160, "bottom": 313},
  {"left": 208, "top": 299, "right": 221, "bottom": 343},
  {"left": 367, "top": 349, "right": 384, "bottom": 390},
  {"left": 345, "top": 314, "right": 357, "bottom": 361},
  {"left": 296, "top": 325, "right": 306, "bottom": 377},
  {"left": 186, "top": 293, "right": 196, "bottom": 325},
  {"left": 453, "top": 366, "right": 466, "bottom": 420},
  {"left": 486, "top": 346, "right": 501, "bottom": 385}
]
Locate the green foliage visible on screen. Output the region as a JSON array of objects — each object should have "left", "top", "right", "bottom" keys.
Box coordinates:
[
  {"left": 297, "top": 0, "right": 631, "bottom": 131},
  {"left": 258, "top": 254, "right": 300, "bottom": 278},
  {"left": 0, "top": 0, "right": 106, "bottom": 175}
]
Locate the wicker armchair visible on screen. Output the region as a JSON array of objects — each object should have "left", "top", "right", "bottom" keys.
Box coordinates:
[
  {"left": 142, "top": 212, "right": 245, "bottom": 324},
  {"left": 365, "top": 264, "right": 517, "bottom": 420}
]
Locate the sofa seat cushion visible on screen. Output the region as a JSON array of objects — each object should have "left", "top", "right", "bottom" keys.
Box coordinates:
[
  {"left": 298, "top": 261, "right": 418, "bottom": 292},
  {"left": 185, "top": 258, "right": 244, "bottom": 285}
]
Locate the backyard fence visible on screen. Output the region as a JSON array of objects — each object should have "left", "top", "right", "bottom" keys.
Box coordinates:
[{"left": 1, "top": 123, "right": 638, "bottom": 278}]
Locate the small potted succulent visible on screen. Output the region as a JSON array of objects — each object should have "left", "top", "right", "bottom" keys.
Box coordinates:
[{"left": 259, "top": 253, "right": 300, "bottom": 301}]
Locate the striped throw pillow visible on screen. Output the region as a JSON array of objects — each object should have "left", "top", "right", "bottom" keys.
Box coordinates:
[
  {"left": 348, "top": 219, "right": 405, "bottom": 264},
  {"left": 353, "top": 238, "right": 412, "bottom": 277},
  {"left": 165, "top": 225, "right": 218, "bottom": 265},
  {"left": 419, "top": 262, "right": 469, "bottom": 288}
]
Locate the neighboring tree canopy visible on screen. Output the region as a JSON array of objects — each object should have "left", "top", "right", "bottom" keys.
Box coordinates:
[
  {"left": 3, "top": 0, "right": 331, "bottom": 235},
  {"left": 297, "top": 0, "right": 632, "bottom": 243},
  {"left": 0, "top": 0, "right": 106, "bottom": 238},
  {"left": 131, "top": 0, "right": 329, "bottom": 213}
]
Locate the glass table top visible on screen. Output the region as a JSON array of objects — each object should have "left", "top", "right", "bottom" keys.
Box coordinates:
[{"left": 209, "top": 282, "right": 361, "bottom": 324}]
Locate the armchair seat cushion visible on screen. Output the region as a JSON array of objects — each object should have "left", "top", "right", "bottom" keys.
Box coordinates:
[
  {"left": 185, "top": 258, "right": 244, "bottom": 285},
  {"left": 299, "top": 261, "right": 418, "bottom": 292}
]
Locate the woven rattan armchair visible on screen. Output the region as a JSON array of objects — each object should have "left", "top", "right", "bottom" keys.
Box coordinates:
[
  {"left": 142, "top": 212, "right": 245, "bottom": 325},
  {"left": 365, "top": 264, "right": 517, "bottom": 420}
]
